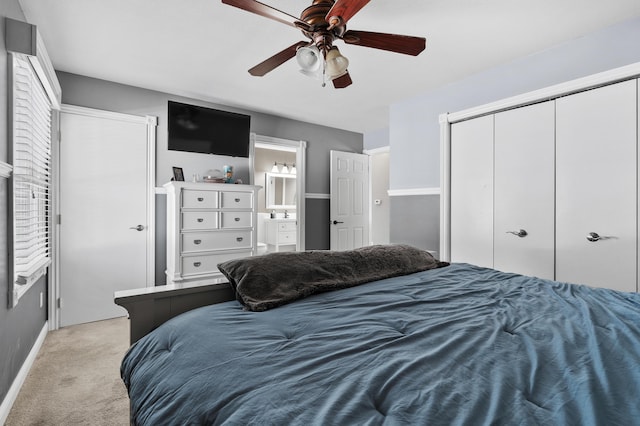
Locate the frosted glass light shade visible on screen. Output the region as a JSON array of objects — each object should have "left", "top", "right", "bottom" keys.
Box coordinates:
[
  {"left": 296, "top": 46, "right": 321, "bottom": 72},
  {"left": 325, "top": 47, "right": 349, "bottom": 79}
]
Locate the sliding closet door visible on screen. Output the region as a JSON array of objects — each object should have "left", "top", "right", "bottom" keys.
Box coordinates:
[
  {"left": 450, "top": 115, "right": 493, "bottom": 267},
  {"left": 556, "top": 80, "right": 637, "bottom": 292},
  {"left": 493, "top": 102, "right": 555, "bottom": 279}
]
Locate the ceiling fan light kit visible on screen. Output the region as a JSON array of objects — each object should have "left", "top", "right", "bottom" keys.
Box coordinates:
[{"left": 221, "top": 0, "right": 426, "bottom": 89}]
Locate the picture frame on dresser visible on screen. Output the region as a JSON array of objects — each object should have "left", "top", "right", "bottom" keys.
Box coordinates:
[{"left": 172, "top": 166, "right": 185, "bottom": 181}]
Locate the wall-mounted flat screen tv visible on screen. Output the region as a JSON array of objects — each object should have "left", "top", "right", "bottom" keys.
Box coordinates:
[{"left": 168, "top": 101, "right": 251, "bottom": 157}]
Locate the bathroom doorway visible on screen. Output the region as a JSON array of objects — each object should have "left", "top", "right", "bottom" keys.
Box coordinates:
[{"left": 250, "top": 134, "right": 306, "bottom": 254}]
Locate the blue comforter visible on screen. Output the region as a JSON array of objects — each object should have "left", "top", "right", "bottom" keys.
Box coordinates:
[{"left": 121, "top": 263, "right": 640, "bottom": 425}]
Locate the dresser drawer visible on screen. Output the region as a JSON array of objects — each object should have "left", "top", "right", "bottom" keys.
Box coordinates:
[
  {"left": 221, "top": 211, "right": 252, "bottom": 228},
  {"left": 182, "top": 190, "right": 219, "bottom": 208},
  {"left": 277, "top": 231, "right": 296, "bottom": 244},
  {"left": 182, "top": 211, "right": 218, "bottom": 230},
  {"left": 278, "top": 221, "right": 296, "bottom": 232},
  {"left": 221, "top": 191, "right": 253, "bottom": 209},
  {"left": 181, "top": 251, "right": 252, "bottom": 276},
  {"left": 181, "top": 230, "right": 253, "bottom": 252}
]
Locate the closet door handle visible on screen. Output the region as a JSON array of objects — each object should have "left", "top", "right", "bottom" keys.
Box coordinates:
[
  {"left": 586, "top": 232, "right": 601, "bottom": 242},
  {"left": 507, "top": 229, "right": 527, "bottom": 238}
]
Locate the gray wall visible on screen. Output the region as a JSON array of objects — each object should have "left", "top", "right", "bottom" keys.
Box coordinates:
[
  {"left": 385, "top": 17, "right": 640, "bottom": 252},
  {"left": 56, "top": 72, "right": 363, "bottom": 284},
  {"left": 0, "top": 4, "right": 49, "bottom": 407}
]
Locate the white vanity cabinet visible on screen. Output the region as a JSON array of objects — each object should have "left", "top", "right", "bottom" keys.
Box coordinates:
[
  {"left": 265, "top": 219, "right": 297, "bottom": 252},
  {"left": 165, "top": 182, "right": 260, "bottom": 285}
]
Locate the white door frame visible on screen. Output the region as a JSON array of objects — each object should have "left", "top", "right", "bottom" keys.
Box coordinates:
[
  {"left": 364, "top": 146, "right": 390, "bottom": 246},
  {"left": 51, "top": 105, "right": 157, "bottom": 330},
  {"left": 249, "top": 133, "right": 307, "bottom": 250}
]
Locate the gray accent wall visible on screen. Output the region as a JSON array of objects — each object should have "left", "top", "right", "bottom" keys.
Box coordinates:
[
  {"left": 0, "top": 3, "right": 49, "bottom": 408},
  {"left": 390, "top": 195, "right": 439, "bottom": 253},
  {"left": 385, "top": 17, "right": 640, "bottom": 252},
  {"left": 57, "top": 72, "right": 362, "bottom": 284}
]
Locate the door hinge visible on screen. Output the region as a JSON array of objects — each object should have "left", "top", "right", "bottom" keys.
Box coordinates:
[
  {"left": 57, "top": 298, "right": 61, "bottom": 309},
  {"left": 56, "top": 214, "right": 61, "bottom": 225}
]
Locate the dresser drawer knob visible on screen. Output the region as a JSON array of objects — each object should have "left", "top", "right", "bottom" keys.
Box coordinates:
[
  {"left": 193, "top": 262, "right": 201, "bottom": 267},
  {"left": 197, "top": 218, "right": 204, "bottom": 223},
  {"left": 236, "top": 237, "right": 243, "bottom": 242},
  {"left": 194, "top": 239, "right": 202, "bottom": 245},
  {"left": 235, "top": 198, "right": 241, "bottom": 202},
  {"left": 234, "top": 217, "right": 240, "bottom": 222},
  {"left": 197, "top": 197, "right": 204, "bottom": 202}
]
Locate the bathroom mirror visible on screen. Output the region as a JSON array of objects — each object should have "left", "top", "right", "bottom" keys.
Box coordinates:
[{"left": 266, "top": 173, "right": 296, "bottom": 209}]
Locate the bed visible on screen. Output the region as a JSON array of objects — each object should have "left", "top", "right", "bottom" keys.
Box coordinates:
[{"left": 119, "top": 245, "right": 640, "bottom": 425}]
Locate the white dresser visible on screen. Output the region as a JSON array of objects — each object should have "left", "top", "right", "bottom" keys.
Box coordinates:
[
  {"left": 164, "top": 182, "right": 261, "bottom": 285},
  {"left": 265, "top": 218, "right": 297, "bottom": 252}
]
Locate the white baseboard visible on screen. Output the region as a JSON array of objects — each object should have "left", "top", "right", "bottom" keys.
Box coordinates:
[{"left": 0, "top": 321, "right": 48, "bottom": 425}]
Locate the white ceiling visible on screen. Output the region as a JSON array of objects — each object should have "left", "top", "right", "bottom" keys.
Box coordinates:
[{"left": 18, "top": 0, "right": 640, "bottom": 133}]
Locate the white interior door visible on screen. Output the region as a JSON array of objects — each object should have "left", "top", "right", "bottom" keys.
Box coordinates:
[
  {"left": 59, "top": 106, "right": 154, "bottom": 326},
  {"left": 556, "top": 80, "right": 637, "bottom": 292},
  {"left": 450, "top": 115, "right": 494, "bottom": 267},
  {"left": 330, "top": 150, "right": 369, "bottom": 250},
  {"left": 493, "top": 101, "right": 555, "bottom": 279}
]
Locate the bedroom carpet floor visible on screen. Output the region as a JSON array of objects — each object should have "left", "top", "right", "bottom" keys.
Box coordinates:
[{"left": 6, "top": 316, "right": 130, "bottom": 426}]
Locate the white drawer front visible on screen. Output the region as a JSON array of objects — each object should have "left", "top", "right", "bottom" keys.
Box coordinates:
[
  {"left": 278, "top": 221, "right": 296, "bottom": 232},
  {"left": 221, "top": 191, "right": 253, "bottom": 209},
  {"left": 182, "top": 230, "right": 253, "bottom": 252},
  {"left": 278, "top": 231, "right": 296, "bottom": 244},
  {"left": 181, "top": 251, "right": 252, "bottom": 276},
  {"left": 182, "top": 212, "right": 218, "bottom": 230},
  {"left": 221, "top": 211, "right": 252, "bottom": 228},
  {"left": 182, "top": 190, "right": 219, "bottom": 208}
]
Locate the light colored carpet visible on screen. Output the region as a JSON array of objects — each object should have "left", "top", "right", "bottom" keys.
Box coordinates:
[{"left": 6, "top": 317, "right": 130, "bottom": 426}]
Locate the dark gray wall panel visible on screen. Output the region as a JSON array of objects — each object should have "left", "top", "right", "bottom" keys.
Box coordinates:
[
  {"left": 390, "top": 195, "right": 440, "bottom": 254},
  {"left": 305, "top": 199, "right": 330, "bottom": 250}
]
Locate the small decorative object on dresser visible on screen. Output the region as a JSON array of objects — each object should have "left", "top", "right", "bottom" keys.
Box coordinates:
[
  {"left": 164, "top": 181, "right": 261, "bottom": 285},
  {"left": 172, "top": 166, "right": 184, "bottom": 181}
]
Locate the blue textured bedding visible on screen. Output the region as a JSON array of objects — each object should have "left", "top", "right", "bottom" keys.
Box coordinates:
[{"left": 121, "top": 263, "right": 640, "bottom": 425}]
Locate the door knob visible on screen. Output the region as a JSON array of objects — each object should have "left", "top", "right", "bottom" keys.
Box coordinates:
[
  {"left": 129, "top": 225, "right": 144, "bottom": 231},
  {"left": 332, "top": 220, "right": 344, "bottom": 225},
  {"left": 506, "top": 229, "right": 527, "bottom": 238},
  {"left": 586, "top": 232, "right": 601, "bottom": 242}
]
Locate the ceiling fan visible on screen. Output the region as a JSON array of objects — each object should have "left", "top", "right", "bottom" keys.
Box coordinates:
[{"left": 221, "top": 0, "right": 426, "bottom": 88}]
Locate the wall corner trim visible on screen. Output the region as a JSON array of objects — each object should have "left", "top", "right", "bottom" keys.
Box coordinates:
[
  {"left": 363, "top": 146, "right": 390, "bottom": 155},
  {"left": 388, "top": 187, "right": 440, "bottom": 197},
  {"left": 306, "top": 193, "right": 330, "bottom": 199},
  {"left": 0, "top": 162, "right": 13, "bottom": 179},
  {"left": 0, "top": 322, "right": 48, "bottom": 425}
]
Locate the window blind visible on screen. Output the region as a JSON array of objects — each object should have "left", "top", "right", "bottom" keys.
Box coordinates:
[{"left": 12, "top": 54, "right": 52, "bottom": 288}]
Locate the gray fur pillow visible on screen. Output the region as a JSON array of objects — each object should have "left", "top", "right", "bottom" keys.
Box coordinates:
[{"left": 218, "top": 244, "right": 449, "bottom": 312}]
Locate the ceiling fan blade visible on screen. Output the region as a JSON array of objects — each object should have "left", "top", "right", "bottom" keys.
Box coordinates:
[
  {"left": 248, "top": 41, "right": 308, "bottom": 76},
  {"left": 332, "top": 71, "right": 353, "bottom": 89},
  {"left": 326, "top": 0, "right": 371, "bottom": 26},
  {"left": 342, "top": 30, "right": 426, "bottom": 56},
  {"left": 222, "top": 0, "right": 311, "bottom": 31}
]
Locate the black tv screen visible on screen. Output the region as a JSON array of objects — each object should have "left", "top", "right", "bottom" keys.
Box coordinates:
[{"left": 168, "top": 101, "right": 251, "bottom": 157}]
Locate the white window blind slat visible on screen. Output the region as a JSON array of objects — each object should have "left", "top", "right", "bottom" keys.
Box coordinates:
[{"left": 12, "top": 54, "right": 51, "bottom": 293}]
